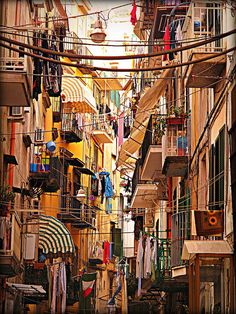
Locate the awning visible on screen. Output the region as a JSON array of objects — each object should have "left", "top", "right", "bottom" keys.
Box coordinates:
[
  {"left": 7, "top": 283, "right": 46, "bottom": 296},
  {"left": 61, "top": 76, "right": 97, "bottom": 113},
  {"left": 182, "top": 240, "right": 233, "bottom": 260},
  {"left": 93, "top": 77, "right": 123, "bottom": 91},
  {"left": 75, "top": 167, "right": 95, "bottom": 176},
  {"left": 63, "top": 157, "right": 84, "bottom": 167},
  {"left": 39, "top": 215, "right": 75, "bottom": 255},
  {"left": 117, "top": 69, "right": 173, "bottom": 168}
]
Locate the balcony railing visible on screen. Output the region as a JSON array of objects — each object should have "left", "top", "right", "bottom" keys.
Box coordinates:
[
  {"left": 162, "top": 124, "right": 188, "bottom": 177},
  {"left": 157, "top": 238, "right": 172, "bottom": 281},
  {"left": 58, "top": 196, "right": 96, "bottom": 229},
  {"left": 183, "top": 2, "right": 224, "bottom": 54},
  {"left": 171, "top": 210, "right": 190, "bottom": 268},
  {"left": 0, "top": 212, "right": 22, "bottom": 277},
  {"left": 51, "top": 96, "right": 62, "bottom": 122},
  {"left": 64, "top": 31, "right": 93, "bottom": 67},
  {"left": 91, "top": 114, "right": 114, "bottom": 143},
  {"left": 61, "top": 113, "right": 83, "bottom": 142},
  {"left": 29, "top": 144, "right": 60, "bottom": 192},
  {"left": 0, "top": 31, "right": 33, "bottom": 106},
  {"left": 140, "top": 114, "right": 162, "bottom": 166}
]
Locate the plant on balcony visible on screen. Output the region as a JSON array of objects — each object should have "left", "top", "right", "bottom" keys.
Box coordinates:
[
  {"left": 153, "top": 116, "right": 166, "bottom": 143},
  {"left": 0, "top": 185, "right": 15, "bottom": 216}
]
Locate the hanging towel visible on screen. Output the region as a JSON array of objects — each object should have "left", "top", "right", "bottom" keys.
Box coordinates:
[
  {"left": 136, "top": 237, "right": 143, "bottom": 297},
  {"left": 118, "top": 112, "right": 124, "bottom": 146},
  {"left": 163, "top": 25, "right": 170, "bottom": 61},
  {"left": 176, "top": 21, "right": 183, "bottom": 44},
  {"left": 130, "top": 1, "right": 137, "bottom": 26},
  {"left": 144, "top": 236, "right": 151, "bottom": 278}
]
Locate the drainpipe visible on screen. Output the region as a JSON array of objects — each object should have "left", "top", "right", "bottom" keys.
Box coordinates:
[{"left": 167, "top": 177, "right": 172, "bottom": 239}]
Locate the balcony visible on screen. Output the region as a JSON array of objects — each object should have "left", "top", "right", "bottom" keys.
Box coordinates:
[
  {"left": 152, "top": 238, "right": 188, "bottom": 293},
  {"left": 29, "top": 144, "right": 60, "bottom": 193},
  {"left": 61, "top": 113, "right": 83, "bottom": 142},
  {"left": 91, "top": 115, "right": 114, "bottom": 144},
  {"left": 0, "top": 50, "right": 33, "bottom": 107},
  {"left": 162, "top": 124, "right": 188, "bottom": 177},
  {"left": 58, "top": 196, "right": 97, "bottom": 230},
  {"left": 140, "top": 115, "right": 163, "bottom": 181},
  {"left": 64, "top": 31, "right": 94, "bottom": 74},
  {"left": 183, "top": 3, "right": 225, "bottom": 88},
  {"left": 51, "top": 96, "right": 62, "bottom": 122},
  {"left": 0, "top": 213, "right": 23, "bottom": 277},
  {"left": 152, "top": 1, "right": 189, "bottom": 39}
]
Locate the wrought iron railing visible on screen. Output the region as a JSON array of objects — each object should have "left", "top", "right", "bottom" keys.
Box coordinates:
[
  {"left": 61, "top": 113, "right": 83, "bottom": 139},
  {"left": 182, "top": 2, "right": 224, "bottom": 58},
  {"left": 91, "top": 114, "right": 114, "bottom": 138},
  {"left": 156, "top": 238, "right": 171, "bottom": 280},
  {"left": 64, "top": 31, "right": 93, "bottom": 66},
  {"left": 171, "top": 210, "right": 190, "bottom": 268}
]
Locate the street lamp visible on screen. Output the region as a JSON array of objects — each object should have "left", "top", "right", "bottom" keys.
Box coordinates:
[{"left": 90, "top": 14, "right": 107, "bottom": 43}]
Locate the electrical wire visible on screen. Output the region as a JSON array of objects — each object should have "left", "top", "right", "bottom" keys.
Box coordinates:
[
  {"left": 0, "top": 28, "right": 235, "bottom": 60},
  {"left": 0, "top": 76, "right": 226, "bottom": 137},
  {"left": 0, "top": 38, "right": 234, "bottom": 73},
  {"left": 0, "top": 28, "right": 218, "bottom": 47}
]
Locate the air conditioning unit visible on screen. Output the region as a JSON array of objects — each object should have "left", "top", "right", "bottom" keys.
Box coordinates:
[
  {"left": 23, "top": 234, "right": 36, "bottom": 260},
  {"left": 35, "top": 128, "right": 44, "bottom": 142},
  {"left": 10, "top": 107, "right": 23, "bottom": 116}
]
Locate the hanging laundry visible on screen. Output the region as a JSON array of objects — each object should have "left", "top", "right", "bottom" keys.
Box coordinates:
[
  {"left": 59, "top": 27, "right": 64, "bottom": 52},
  {"left": 169, "top": 24, "right": 176, "bottom": 61},
  {"left": 130, "top": 1, "right": 137, "bottom": 26},
  {"left": 33, "top": 32, "right": 43, "bottom": 100},
  {"left": 163, "top": 25, "right": 170, "bottom": 61},
  {"left": 118, "top": 112, "right": 124, "bottom": 146},
  {"left": 136, "top": 236, "right": 143, "bottom": 297},
  {"left": 60, "top": 263, "right": 67, "bottom": 314},
  {"left": 144, "top": 236, "right": 151, "bottom": 278},
  {"left": 103, "top": 241, "right": 110, "bottom": 264},
  {"left": 99, "top": 170, "right": 114, "bottom": 198},
  {"left": 105, "top": 197, "right": 112, "bottom": 214},
  {"left": 79, "top": 272, "right": 97, "bottom": 314},
  {"left": 176, "top": 21, "right": 183, "bottom": 45}
]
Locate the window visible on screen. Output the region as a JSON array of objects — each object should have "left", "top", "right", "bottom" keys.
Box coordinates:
[
  {"left": 209, "top": 126, "right": 225, "bottom": 210},
  {"left": 9, "top": 107, "right": 23, "bottom": 117}
]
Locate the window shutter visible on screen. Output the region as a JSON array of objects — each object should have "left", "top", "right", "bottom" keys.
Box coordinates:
[
  {"left": 114, "top": 228, "right": 122, "bottom": 258},
  {"left": 209, "top": 144, "right": 214, "bottom": 210},
  {"left": 218, "top": 126, "right": 225, "bottom": 209}
]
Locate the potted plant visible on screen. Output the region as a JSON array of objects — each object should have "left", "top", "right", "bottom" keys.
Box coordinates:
[{"left": 0, "top": 185, "right": 15, "bottom": 216}]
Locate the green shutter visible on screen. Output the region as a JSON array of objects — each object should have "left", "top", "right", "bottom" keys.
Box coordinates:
[
  {"left": 219, "top": 126, "right": 225, "bottom": 209},
  {"left": 114, "top": 228, "right": 122, "bottom": 257}
]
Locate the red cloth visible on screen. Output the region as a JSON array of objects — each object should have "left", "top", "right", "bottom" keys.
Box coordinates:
[
  {"left": 130, "top": 1, "right": 137, "bottom": 26},
  {"left": 163, "top": 25, "right": 170, "bottom": 61},
  {"left": 103, "top": 241, "right": 110, "bottom": 264}
]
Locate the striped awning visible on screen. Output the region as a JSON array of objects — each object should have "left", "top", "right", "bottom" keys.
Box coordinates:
[
  {"left": 61, "top": 76, "right": 97, "bottom": 113},
  {"left": 39, "top": 215, "right": 75, "bottom": 256}
]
